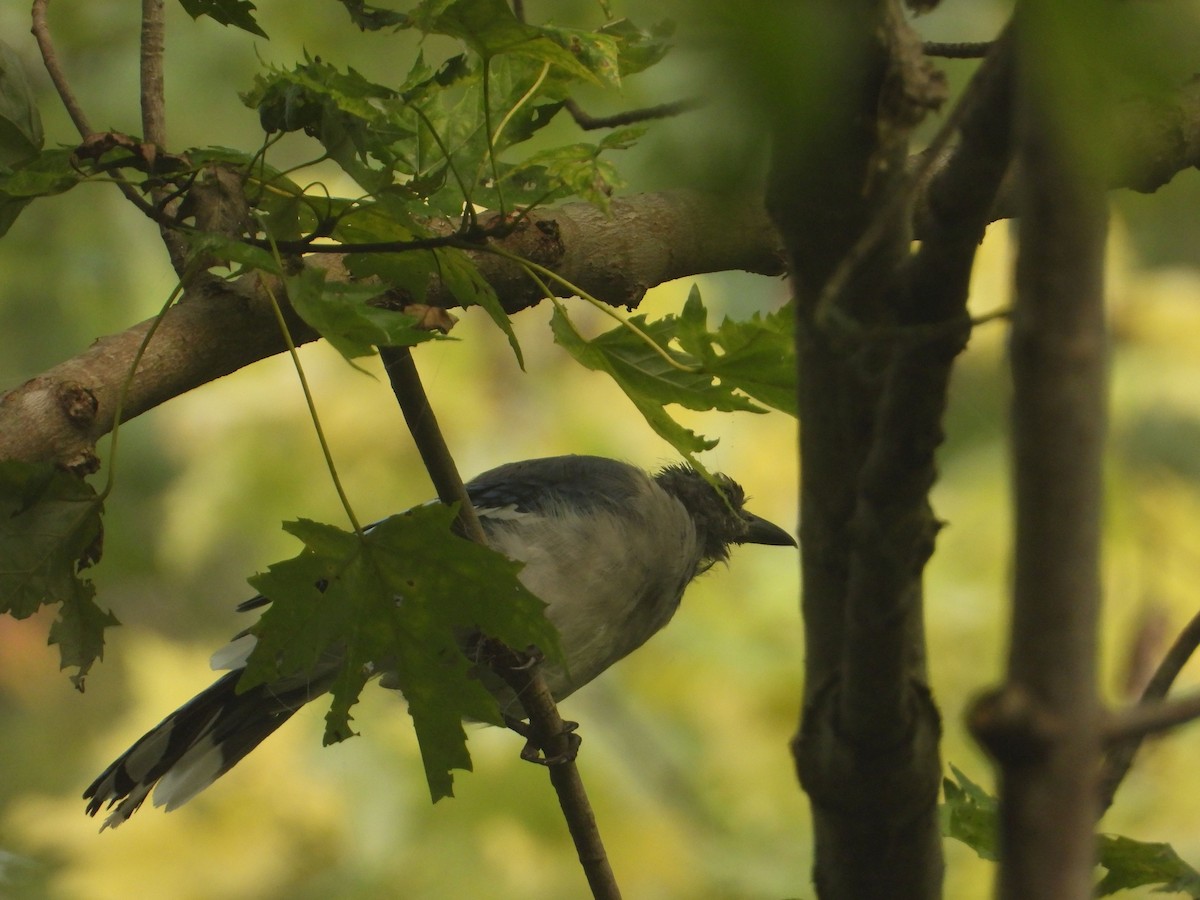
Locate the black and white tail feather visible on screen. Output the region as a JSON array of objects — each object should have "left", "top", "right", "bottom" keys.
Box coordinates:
[{"left": 84, "top": 455, "right": 794, "bottom": 829}]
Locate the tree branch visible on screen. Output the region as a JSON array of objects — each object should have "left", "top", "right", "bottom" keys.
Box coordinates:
[
  {"left": 1099, "top": 606, "right": 1200, "bottom": 811},
  {"left": 138, "top": 0, "right": 190, "bottom": 274},
  {"left": 379, "top": 346, "right": 483, "bottom": 540},
  {"left": 1103, "top": 690, "right": 1200, "bottom": 746},
  {"left": 378, "top": 345, "right": 620, "bottom": 899},
  {"left": 487, "top": 641, "right": 622, "bottom": 900},
  {"left": 140, "top": 0, "right": 167, "bottom": 148},
  {"left": 991, "top": 12, "right": 1109, "bottom": 895},
  {"left": 3, "top": 63, "right": 1199, "bottom": 472},
  {"left": 31, "top": 0, "right": 91, "bottom": 138},
  {"left": 781, "top": 1, "right": 951, "bottom": 895},
  {"left": 563, "top": 97, "right": 702, "bottom": 130},
  {"left": 0, "top": 190, "right": 782, "bottom": 469}
]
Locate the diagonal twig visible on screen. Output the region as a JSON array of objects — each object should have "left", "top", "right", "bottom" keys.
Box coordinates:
[
  {"left": 377, "top": 344, "right": 621, "bottom": 900},
  {"left": 1099, "top": 606, "right": 1200, "bottom": 812},
  {"left": 31, "top": 0, "right": 91, "bottom": 138},
  {"left": 564, "top": 97, "right": 701, "bottom": 130}
]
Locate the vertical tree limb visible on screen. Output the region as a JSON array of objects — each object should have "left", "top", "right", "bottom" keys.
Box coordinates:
[
  {"left": 989, "top": 13, "right": 1109, "bottom": 897},
  {"left": 140, "top": 0, "right": 167, "bottom": 147},
  {"left": 772, "top": 1, "right": 957, "bottom": 895}
]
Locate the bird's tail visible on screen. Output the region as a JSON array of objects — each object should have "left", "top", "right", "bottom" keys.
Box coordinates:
[{"left": 83, "top": 667, "right": 327, "bottom": 830}]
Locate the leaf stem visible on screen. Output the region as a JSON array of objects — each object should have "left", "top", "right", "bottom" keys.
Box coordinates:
[
  {"left": 259, "top": 238, "right": 363, "bottom": 535},
  {"left": 480, "top": 59, "right": 507, "bottom": 215},
  {"left": 486, "top": 245, "right": 700, "bottom": 373},
  {"left": 491, "top": 62, "right": 550, "bottom": 149},
  {"left": 100, "top": 275, "right": 188, "bottom": 501}
]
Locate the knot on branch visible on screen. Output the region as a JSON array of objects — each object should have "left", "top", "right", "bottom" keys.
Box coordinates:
[
  {"left": 793, "top": 676, "right": 943, "bottom": 817},
  {"left": 968, "top": 684, "right": 1061, "bottom": 767}
]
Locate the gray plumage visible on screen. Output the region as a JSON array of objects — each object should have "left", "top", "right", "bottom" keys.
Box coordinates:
[{"left": 84, "top": 455, "right": 794, "bottom": 828}]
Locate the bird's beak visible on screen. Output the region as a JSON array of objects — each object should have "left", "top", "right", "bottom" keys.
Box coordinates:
[{"left": 741, "top": 511, "right": 797, "bottom": 547}]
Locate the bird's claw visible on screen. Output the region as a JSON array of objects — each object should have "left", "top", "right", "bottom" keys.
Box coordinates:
[{"left": 504, "top": 715, "right": 581, "bottom": 766}]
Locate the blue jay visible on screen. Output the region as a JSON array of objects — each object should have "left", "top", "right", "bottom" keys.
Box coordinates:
[{"left": 83, "top": 455, "right": 794, "bottom": 829}]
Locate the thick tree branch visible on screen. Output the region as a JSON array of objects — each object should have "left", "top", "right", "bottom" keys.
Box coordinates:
[
  {"left": 0, "top": 191, "right": 782, "bottom": 469},
  {"left": 781, "top": 1, "right": 952, "bottom": 896},
  {"left": 2, "top": 66, "right": 1199, "bottom": 473}
]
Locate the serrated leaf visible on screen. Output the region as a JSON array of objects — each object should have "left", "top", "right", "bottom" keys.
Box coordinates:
[
  {"left": 498, "top": 134, "right": 637, "bottom": 212},
  {"left": 337, "top": 0, "right": 409, "bottom": 31},
  {"left": 939, "top": 764, "right": 998, "bottom": 862},
  {"left": 0, "top": 149, "right": 82, "bottom": 237},
  {"left": 245, "top": 57, "right": 420, "bottom": 194},
  {"left": 434, "top": 247, "right": 523, "bottom": 368},
  {"left": 0, "top": 41, "right": 44, "bottom": 168},
  {"left": 551, "top": 306, "right": 734, "bottom": 460},
  {"left": 548, "top": 290, "right": 785, "bottom": 447},
  {"left": 0, "top": 461, "right": 113, "bottom": 688},
  {"left": 187, "top": 231, "right": 281, "bottom": 273},
  {"left": 0, "top": 461, "right": 104, "bottom": 618},
  {"left": 1097, "top": 834, "right": 1200, "bottom": 897},
  {"left": 407, "top": 0, "right": 609, "bottom": 86},
  {"left": 48, "top": 583, "right": 120, "bottom": 691},
  {"left": 600, "top": 18, "right": 675, "bottom": 77},
  {"left": 240, "top": 507, "right": 559, "bottom": 800},
  {"left": 177, "top": 0, "right": 267, "bottom": 38},
  {"left": 940, "top": 766, "right": 1200, "bottom": 897},
  {"left": 284, "top": 267, "right": 442, "bottom": 360},
  {"left": 676, "top": 286, "right": 797, "bottom": 416}
]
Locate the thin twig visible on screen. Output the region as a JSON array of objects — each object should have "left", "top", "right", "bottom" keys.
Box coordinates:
[
  {"left": 488, "top": 642, "right": 623, "bottom": 900},
  {"left": 138, "top": 0, "right": 189, "bottom": 274},
  {"left": 1104, "top": 691, "right": 1200, "bottom": 745},
  {"left": 377, "top": 346, "right": 483, "bottom": 541},
  {"left": 923, "top": 40, "right": 994, "bottom": 59},
  {"left": 564, "top": 97, "right": 701, "bottom": 130},
  {"left": 31, "top": 0, "right": 92, "bottom": 138},
  {"left": 814, "top": 26, "right": 1012, "bottom": 333},
  {"left": 140, "top": 0, "right": 167, "bottom": 147},
  {"left": 376, "top": 345, "right": 620, "bottom": 899},
  {"left": 1099, "top": 607, "right": 1200, "bottom": 811}
]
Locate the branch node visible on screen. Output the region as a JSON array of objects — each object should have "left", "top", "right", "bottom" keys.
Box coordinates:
[{"left": 968, "top": 685, "right": 1059, "bottom": 767}]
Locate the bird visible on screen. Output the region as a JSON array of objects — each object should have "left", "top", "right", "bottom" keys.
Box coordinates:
[{"left": 83, "top": 454, "right": 795, "bottom": 829}]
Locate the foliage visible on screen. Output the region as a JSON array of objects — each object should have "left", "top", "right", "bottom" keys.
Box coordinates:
[
  {"left": 241, "top": 507, "right": 559, "bottom": 800},
  {"left": 940, "top": 765, "right": 998, "bottom": 863},
  {"left": 0, "top": 461, "right": 112, "bottom": 689},
  {"left": 0, "top": 0, "right": 796, "bottom": 805},
  {"left": 942, "top": 765, "right": 1200, "bottom": 897},
  {"left": 178, "top": 0, "right": 269, "bottom": 37},
  {"left": 0, "top": 41, "right": 43, "bottom": 167},
  {"left": 551, "top": 286, "right": 794, "bottom": 463}
]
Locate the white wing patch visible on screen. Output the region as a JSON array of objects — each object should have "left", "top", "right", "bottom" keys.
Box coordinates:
[{"left": 210, "top": 633, "right": 257, "bottom": 671}]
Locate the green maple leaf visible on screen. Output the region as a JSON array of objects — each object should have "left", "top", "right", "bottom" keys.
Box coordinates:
[
  {"left": 0, "top": 460, "right": 113, "bottom": 689},
  {"left": 240, "top": 505, "right": 559, "bottom": 801},
  {"left": 551, "top": 286, "right": 795, "bottom": 461}
]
